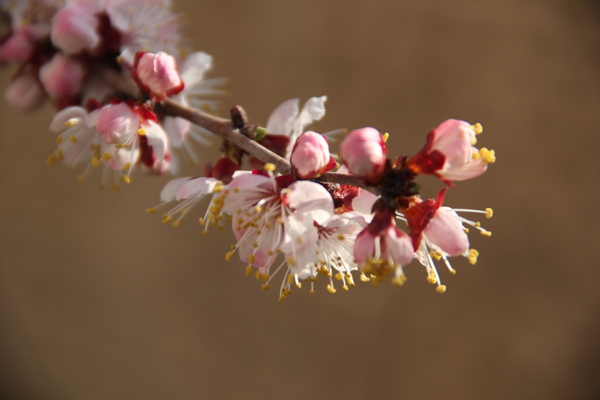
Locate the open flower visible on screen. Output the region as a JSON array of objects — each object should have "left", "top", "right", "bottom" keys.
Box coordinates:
[{"left": 408, "top": 119, "right": 495, "bottom": 184}]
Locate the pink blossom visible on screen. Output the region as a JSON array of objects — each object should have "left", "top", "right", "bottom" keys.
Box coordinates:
[
  {"left": 290, "top": 131, "right": 336, "bottom": 179},
  {"left": 133, "top": 51, "right": 184, "bottom": 101},
  {"left": 38, "top": 53, "right": 85, "bottom": 99},
  {"left": 0, "top": 30, "right": 34, "bottom": 63},
  {"left": 51, "top": 3, "right": 101, "bottom": 54},
  {"left": 354, "top": 208, "right": 414, "bottom": 282},
  {"left": 339, "top": 127, "right": 387, "bottom": 183},
  {"left": 5, "top": 72, "right": 45, "bottom": 112},
  {"left": 409, "top": 119, "right": 495, "bottom": 183},
  {"left": 94, "top": 102, "right": 140, "bottom": 144}
]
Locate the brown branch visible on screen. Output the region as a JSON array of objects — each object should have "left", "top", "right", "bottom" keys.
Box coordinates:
[{"left": 96, "top": 66, "right": 377, "bottom": 192}]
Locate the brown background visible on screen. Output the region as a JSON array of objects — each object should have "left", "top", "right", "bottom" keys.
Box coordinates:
[{"left": 1, "top": 1, "right": 600, "bottom": 399}]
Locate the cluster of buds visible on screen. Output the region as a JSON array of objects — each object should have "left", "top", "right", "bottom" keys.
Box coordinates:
[{"left": 1, "top": 1, "right": 497, "bottom": 300}]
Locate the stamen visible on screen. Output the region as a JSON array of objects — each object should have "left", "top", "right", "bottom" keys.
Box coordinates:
[
  {"left": 263, "top": 163, "right": 276, "bottom": 172},
  {"left": 436, "top": 285, "right": 447, "bottom": 293},
  {"left": 472, "top": 123, "right": 483, "bottom": 134}
]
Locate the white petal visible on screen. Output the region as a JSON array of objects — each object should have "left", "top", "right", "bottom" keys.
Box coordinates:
[
  {"left": 176, "top": 177, "right": 218, "bottom": 200},
  {"left": 266, "top": 98, "right": 299, "bottom": 135},
  {"left": 285, "top": 181, "right": 334, "bottom": 224},
  {"left": 160, "top": 177, "right": 191, "bottom": 202},
  {"left": 49, "top": 106, "right": 88, "bottom": 132}
]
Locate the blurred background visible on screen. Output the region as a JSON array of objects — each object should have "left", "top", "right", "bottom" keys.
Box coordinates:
[{"left": 1, "top": 1, "right": 600, "bottom": 399}]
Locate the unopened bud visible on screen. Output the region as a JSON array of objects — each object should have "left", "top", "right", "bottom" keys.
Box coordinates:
[
  {"left": 51, "top": 4, "right": 101, "bottom": 54},
  {"left": 132, "top": 52, "right": 184, "bottom": 101},
  {"left": 290, "top": 131, "right": 335, "bottom": 179},
  {"left": 39, "top": 53, "right": 85, "bottom": 98},
  {"left": 5, "top": 72, "right": 45, "bottom": 112},
  {"left": 339, "top": 127, "right": 387, "bottom": 182},
  {"left": 0, "top": 31, "right": 34, "bottom": 63}
]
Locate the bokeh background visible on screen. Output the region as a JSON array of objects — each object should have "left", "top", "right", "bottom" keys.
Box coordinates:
[{"left": 1, "top": 1, "right": 600, "bottom": 399}]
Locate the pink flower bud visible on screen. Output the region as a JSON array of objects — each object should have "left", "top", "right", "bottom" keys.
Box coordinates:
[
  {"left": 290, "top": 131, "right": 336, "bottom": 179},
  {"left": 51, "top": 4, "right": 101, "bottom": 54},
  {"left": 39, "top": 53, "right": 85, "bottom": 98},
  {"left": 4, "top": 72, "right": 45, "bottom": 111},
  {"left": 94, "top": 102, "right": 140, "bottom": 144},
  {"left": 339, "top": 127, "right": 387, "bottom": 183},
  {"left": 0, "top": 31, "right": 35, "bottom": 63},
  {"left": 408, "top": 119, "right": 494, "bottom": 183},
  {"left": 132, "top": 51, "right": 184, "bottom": 101}
]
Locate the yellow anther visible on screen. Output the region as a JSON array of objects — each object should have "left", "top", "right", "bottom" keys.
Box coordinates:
[
  {"left": 77, "top": 174, "right": 85, "bottom": 183},
  {"left": 287, "top": 274, "right": 295, "bottom": 284},
  {"left": 475, "top": 221, "right": 481, "bottom": 227},
  {"left": 286, "top": 256, "right": 297, "bottom": 266},
  {"left": 102, "top": 153, "right": 111, "bottom": 162},
  {"left": 225, "top": 251, "right": 233, "bottom": 261},
  {"left": 360, "top": 273, "right": 370, "bottom": 282},
  {"left": 116, "top": 56, "right": 123, "bottom": 63},
  {"left": 123, "top": 162, "right": 131, "bottom": 171},
  {"left": 468, "top": 249, "right": 479, "bottom": 265},
  {"left": 472, "top": 123, "right": 483, "bottom": 135},
  {"left": 246, "top": 265, "right": 253, "bottom": 276},
  {"left": 346, "top": 274, "right": 355, "bottom": 287},
  {"left": 69, "top": 135, "right": 77, "bottom": 143},
  {"left": 55, "top": 136, "right": 63, "bottom": 144},
  {"left": 263, "top": 163, "right": 276, "bottom": 172},
  {"left": 122, "top": 175, "right": 131, "bottom": 184},
  {"left": 255, "top": 270, "right": 261, "bottom": 280},
  {"left": 254, "top": 205, "right": 262, "bottom": 213},
  {"left": 427, "top": 274, "right": 437, "bottom": 284},
  {"left": 343, "top": 285, "right": 349, "bottom": 291},
  {"left": 327, "top": 284, "right": 336, "bottom": 294},
  {"left": 335, "top": 272, "right": 343, "bottom": 281},
  {"left": 248, "top": 254, "right": 256, "bottom": 264},
  {"left": 91, "top": 157, "right": 100, "bottom": 167},
  {"left": 261, "top": 274, "right": 269, "bottom": 282},
  {"left": 309, "top": 290, "right": 315, "bottom": 295},
  {"left": 480, "top": 230, "right": 492, "bottom": 237},
  {"left": 429, "top": 250, "right": 442, "bottom": 260},
  {"left": 464, "top": 228, "right": 470, "bottom": 233},
  {"left": 262, "top": 283, "right": 270, "bottom": 291},
  {"left": 382, "top": 132, "right": 389, "bottom": 142},
  {"left": 56, "top": 150, "right": 64, "bottom": 160},
  {"left": 146, "top": 208, "right": 157, "bottom": 214},
  {"left": 198, "top": 218, "right": 206, "bottom": 225},
  {"left": 436, "top": 285, "right": 447, "bottom": 293},
  {"left": 137, "top": 128, "right": 146, "bottom": 136},
  {"left": 485, "top": 208, "right": 493, "bottom": 218},
  {"left": 64, "top": 120, "right": 77, "bottom": 127},
  {"left": 449, "top": 269, "right": 457, "bottom": 275},
  {"left": 391, "top": 274, "right": 407, "bottom": 286},
  {"left": 111, "top": 184, "right": 120, "bottom": 192},
  {"left": 172, "top": 220, "right": 181, "bottom": 228},
  {"left": 296, "top": 282, "right": 302, "bottom": 289},
  {"left": 201, "top": 231, "right": 208, "bottom": 236},
  {"left": 479, "top": 147, "right": 496, "bottom": 163},
  {"left": 46, "top": 154, "right": 57, "bottom": 165},
  {"left": 471, "top": 149, "right": 480, "bottom": 160}
]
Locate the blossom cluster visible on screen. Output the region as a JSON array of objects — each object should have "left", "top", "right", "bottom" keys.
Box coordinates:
[
  {"left": 1, "top": 0, "right": 496, "bottom": 300},
  {"left": 152, "top": 101, "right": 496, "bottom": 299},
  {"left": 1, "top": 0, "right": 225, "bottom": 187}
]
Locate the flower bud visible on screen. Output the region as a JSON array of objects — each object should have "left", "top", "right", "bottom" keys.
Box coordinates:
[
  {"left": 0, "top": 31, "right": 34, "bottom": 63},
  {"left": 132, "top": 51, "right": 184, "bottom": 101},
  {"left": 39, "top": 53, "right": 85, "bottom": 98},
  {"left": 339, "top": 127, "right": 386, "bottom": 183},
  {"left": 51, "top": 4, "right": 100, "bottom": 54},
  {"left": 4, "top": 72, "right": 45, "bottom": 111},
  {"left": 290, "top": 131, "right": 335, "bottom": 179}
]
